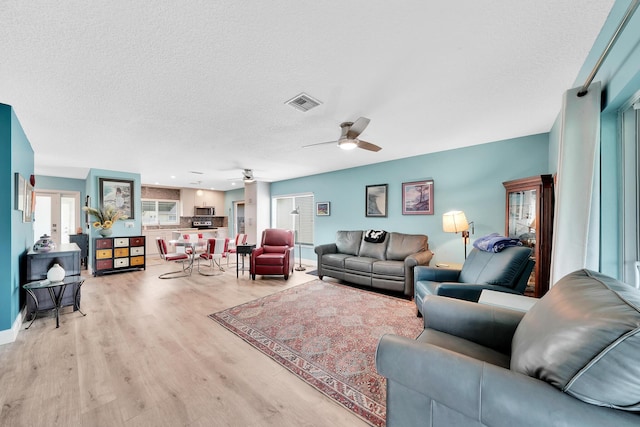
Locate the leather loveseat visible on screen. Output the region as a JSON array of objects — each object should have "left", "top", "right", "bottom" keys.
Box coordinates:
[
  {"left": 376, "top": 269, "right": 640, "bottom": 426},
  {"left": 314, "top": 230, "right": 433, "bottom": 297}
]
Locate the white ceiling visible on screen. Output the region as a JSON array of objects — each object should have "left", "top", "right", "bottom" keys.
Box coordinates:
[{"left": 1, "top": 1, "right": 614, "bottom": 191}]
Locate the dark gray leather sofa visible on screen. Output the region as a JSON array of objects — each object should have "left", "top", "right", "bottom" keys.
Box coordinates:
[
  {"left": 377, "top": 269, "right": 640, "bottom": 426},
  {"left": 414, "top": 246, "right": 534, "bottom": 315},
  {"left": 315, "top": 230, "right": 433, "bottom": 297}
]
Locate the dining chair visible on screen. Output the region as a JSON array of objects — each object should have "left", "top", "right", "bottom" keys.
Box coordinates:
[
  {"left": 198, "top": 238, "right": 228, "bottom": 275},
  {"left": 156, "top": 237, "right": 193, "bottom": 279},
  {"left": 227, "top": 233, "right": 248, "bottom": 266}
]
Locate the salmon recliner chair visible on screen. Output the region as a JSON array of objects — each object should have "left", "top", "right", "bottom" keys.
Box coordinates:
[{"left": 250, "top": 229, "right": 295, "bottom": 280}]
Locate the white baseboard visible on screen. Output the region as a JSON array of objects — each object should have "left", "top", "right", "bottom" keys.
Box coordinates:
[{"left": 0, "top": 308, "right": 24, "bottom": 346}]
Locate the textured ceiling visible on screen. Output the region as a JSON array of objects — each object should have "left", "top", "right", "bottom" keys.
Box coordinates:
[{"left": 0, "top": 1, "right": 615, "bottom": 190}]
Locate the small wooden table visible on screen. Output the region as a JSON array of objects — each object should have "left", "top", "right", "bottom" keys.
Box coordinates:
[
  {"left": 236, "top": 244, "right": 255, "bottom": 277},
  {"left": 23, "top": 275, "right": 86, "bottom": 329}
]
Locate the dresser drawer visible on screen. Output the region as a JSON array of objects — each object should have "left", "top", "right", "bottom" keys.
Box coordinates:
[
  {"left": 114, "top": 258, "right": 130, "bottom": 268},
  {"left": 96, "top": 249, "right": 113, "bottom": 259},
  {"left": 95, "top": 259, "right": 113, "bottom": 270},
  {"left": 96, "top": 238, "right": 113, "bottom": 249},
  {"left": 130, "top": 246, "right": 145, "bottom": 256},
  {"left": 114, "top": 238, "right": 129, "bottom": 247},
  {"left": 114, "top": 248, "right": 129, "bottom": 258},
  {"left": 130, "top": 237, "right": 145, "bottom": 247},
  {"left": 130, "top": 256, "right": 145, "bottom": 266}
]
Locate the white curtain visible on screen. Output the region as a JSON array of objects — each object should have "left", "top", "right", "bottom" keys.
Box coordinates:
[{"left": 550, "top": 82, "right": 601, "bottom": 285}]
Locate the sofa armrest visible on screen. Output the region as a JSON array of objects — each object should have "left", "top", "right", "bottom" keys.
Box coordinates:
[
  {"left": 376, "top": 334, "right": 640, "bottom": 427},
  {"left": 402, "top": 250, "right": 434, "bottom": 296},
  {"left": 314, "top": 243, "right": 337, "bottom": 256},
  {"left": 423, "top": 296, "right": 524, "bottom": 354},
  {"left": 414, "top": 265, "right": 461, "bottom": 283}
]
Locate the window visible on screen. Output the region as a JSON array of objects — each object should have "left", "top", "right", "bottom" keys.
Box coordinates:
[
  {"left": 142, "top": 199, "right": 179, "bottom": 225},
  {"left": 272, "top": 194, "right": 314, "bottom": 245}
]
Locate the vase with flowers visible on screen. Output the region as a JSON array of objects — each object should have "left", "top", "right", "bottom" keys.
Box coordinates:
[{"left": 83, "top": 205, "right": 127, "bottom": 237}]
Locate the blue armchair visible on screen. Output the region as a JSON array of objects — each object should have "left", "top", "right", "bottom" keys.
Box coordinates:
[{"left": 414, "top": 246, "right": 534, "bottom": 315}]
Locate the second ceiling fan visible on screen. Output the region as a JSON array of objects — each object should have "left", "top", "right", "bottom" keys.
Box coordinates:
[{"left": 303, "top": 117, "right": 382, "bottom": 152}]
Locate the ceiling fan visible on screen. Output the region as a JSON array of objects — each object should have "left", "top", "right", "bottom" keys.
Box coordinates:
[
  {"left": 303, "top": 117, "right": 382, "bottom": 152},
  {"left": 227, "top": 168, "right": 258, "bottom": 183}
]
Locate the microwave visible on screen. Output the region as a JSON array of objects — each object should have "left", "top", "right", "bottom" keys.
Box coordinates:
[{"left": 194, "top": 206, "right": 215, "bottom": 216}]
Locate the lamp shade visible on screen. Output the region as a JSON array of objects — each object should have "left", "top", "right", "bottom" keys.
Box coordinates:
[{"left": 443, "top": 210, "right": 469, "bottom": 233}]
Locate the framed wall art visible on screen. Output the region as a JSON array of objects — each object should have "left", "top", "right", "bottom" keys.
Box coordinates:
[
  {"left": 402, "top": 179, "right": 434, "bottom": 215},
  {"left": 15, "top": 173, "right": 25, "bottom": 211},
  {"left": 100, "top": 178, "right": 135, "bottom": 219},
  {"left": 23, "top": 181, "right": 34, "bottom": 222},
  {"left": 316, "top": 202, "right": 330, "bottom": 216},
  {"left": 365, "top": 184, "right": 388, "bottom": 217}
]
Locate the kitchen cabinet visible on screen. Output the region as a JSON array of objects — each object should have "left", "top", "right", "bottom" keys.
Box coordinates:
[
  {"left": 180, "top": 188, "right": 225, "bottom": 216},
  {"left": 93, "top": 236, "right": 146, "bottom": 276},
  {"left": 503, "top": 175, "right": 554, "bottom": 298}
]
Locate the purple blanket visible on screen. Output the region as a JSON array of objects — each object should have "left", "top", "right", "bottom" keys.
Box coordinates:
[{"left": 473, "top": 233, "right": 522, "bottom": 253}]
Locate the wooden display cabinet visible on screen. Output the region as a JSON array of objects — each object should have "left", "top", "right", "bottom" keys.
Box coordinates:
[{"left": 503, "top": 175, "right": 554, "bottom": 298}]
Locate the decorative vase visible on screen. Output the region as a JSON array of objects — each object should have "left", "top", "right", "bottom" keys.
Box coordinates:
[
  {"left": 33, "top": 234, "right": 55, "bottom": 252},
  {"left": 47, "top": 263, "right": 65, "bottom": 282},
  {"left": 99, "top": 228, "right": 113, "bottom": 237}
]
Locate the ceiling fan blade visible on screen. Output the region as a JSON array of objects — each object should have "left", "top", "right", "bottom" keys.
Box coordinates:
[
  {"left": 347, "top": 117, "right": 370, "bottom": 139},
  {"left": 356, "top": 140, "right": 382, "bottom": 152},
  {"left": 302, "top": 140, "right": 337, "bottom": 149}
]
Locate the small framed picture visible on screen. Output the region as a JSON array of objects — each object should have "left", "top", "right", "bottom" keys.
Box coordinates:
[
  {"left": 23, "top": 181, "right": 34, "bottom": 222},
  {"left": 366, "top": 184, "right": 388, "bottom": 217},
  {"left": 402, "top": 180, "right": 434, "bottom": 215},
  {"left": 15, "top": 173, "right": 25, "bottom": 211},
  {"left": 99, "top": 178, "right": 135, "bottom": 219},
  {"left": 316, "top": 202, "right": 330, "bottom": 216}
]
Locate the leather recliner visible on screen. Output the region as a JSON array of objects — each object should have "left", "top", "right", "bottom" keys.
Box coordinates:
[
  {"left": 414, "top": 246, "right": 534, "bottom": 315},
  {"left": 250, "top": 228, "right": 294, "bottom": 280},
  {"left": 377, "top": 269, "right": 640, "bottom": 426}
]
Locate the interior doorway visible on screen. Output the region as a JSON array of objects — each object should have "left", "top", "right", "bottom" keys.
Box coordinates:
[
  {"left": 33, "top": 191, "right": 81, "bottom": 247},
  {"left": 233, "top": 201, "right": 245, "bottom": 237}
]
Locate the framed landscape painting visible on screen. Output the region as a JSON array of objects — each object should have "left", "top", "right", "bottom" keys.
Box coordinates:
[
  {"left": 100, "top": 178, "right": 134, "bottom": 219},
  {"left": 316, "top": 202, "right": 330, "bottom": 216},
  {"left": 402, "top": 180, "right": 434, "bottom": 215},
  {"left": 366, "top": 184, "right": 388, "bottom": 217}
]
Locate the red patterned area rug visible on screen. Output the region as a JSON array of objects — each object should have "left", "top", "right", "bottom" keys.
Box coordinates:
[{"left": 209, "top": 280, "right": 423, "bottom": 426}]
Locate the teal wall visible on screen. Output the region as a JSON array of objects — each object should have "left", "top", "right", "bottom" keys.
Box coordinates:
[
  {"left": 1, "top": 104, "right": 34, "bottom": 333},
  {"left": 225, "top": 187, "right": 245, "bottom": 237},
  {"left": 270, "top": 133, "right": 549, "bottom": 265},
  {"left": 36, "top": 175, "right": 87, "bottom": 232}
]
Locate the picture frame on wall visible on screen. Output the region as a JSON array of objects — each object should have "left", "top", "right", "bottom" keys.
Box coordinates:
[
  {"left": 23, "top": 181, "right": 34, "bottom": 222},
  {"left": 99, "top": 178, "right": 135, "bottom": 219},
  {"left": 365, "top": 184, "right": 388, "bottom": 217},
  {"left": 15, "top": 173, "right": 25, "bottom": 211},
  {"left": 316, "top": 202, "right": 330, "bottom": 216},
  {"left": 402, "top": 179, "right": 434, "bottom": 215}
]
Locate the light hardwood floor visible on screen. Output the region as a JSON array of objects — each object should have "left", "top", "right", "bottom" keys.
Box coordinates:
[{"left": 0, "top": 259, "right": 368, "bottom": 426}]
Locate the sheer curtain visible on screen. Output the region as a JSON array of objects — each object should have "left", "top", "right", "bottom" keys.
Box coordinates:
[{"left": 550, "top": 82, "right": 601, "bottom": 285}]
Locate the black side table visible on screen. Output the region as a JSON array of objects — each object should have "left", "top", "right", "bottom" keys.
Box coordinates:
[
  {"left": 23, "top": 275, "right": 86, "bottom": 329},
  {"left": 236, "top": 244, "right": 256, "bottom": 277}
]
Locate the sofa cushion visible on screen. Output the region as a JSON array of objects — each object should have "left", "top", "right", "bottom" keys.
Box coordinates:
[
  {"left": 321, "top": 253, "right": 351, "bottom": 269},
  {"left": 386, "top": 232, "right": 428, "bottom": 261},
  {"left": 335, "top": 230, "right": 363, "bottom": 256},
  {"left": 459, "top": 246, "right": 531, "bottom": 289},
  {"left": 372, "top": 260, "right": 405, "bottom": 277},
  {"left": 511, "top": 269, "right": 640, "bottom": 411},
  {"left": 359, "top": 233, "right": 389, "bottom": 260},
  {"left": 344, "top": 256, "right": 376, "bottom": 273}
]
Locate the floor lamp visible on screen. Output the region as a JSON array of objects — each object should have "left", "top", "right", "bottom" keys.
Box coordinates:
[
  {"left": 290, "top": 207, "right": 306, "bottom": 271},
  {"left": 442, "top": 210, "right": 474, "bottom": 259}
]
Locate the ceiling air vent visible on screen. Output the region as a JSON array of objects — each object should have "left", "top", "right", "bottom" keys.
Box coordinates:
[{"left": 285, "top": 92, "right": 322, "bottom": 112}]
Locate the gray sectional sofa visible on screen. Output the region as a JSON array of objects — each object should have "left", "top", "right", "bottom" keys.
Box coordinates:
[{"left": 314, "top": 230, "right": 433, "bottom": 297}]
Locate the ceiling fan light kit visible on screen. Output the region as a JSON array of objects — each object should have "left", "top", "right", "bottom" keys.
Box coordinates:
[{"left": 302, "top": 117, "right": 382, "bottom": 152}]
